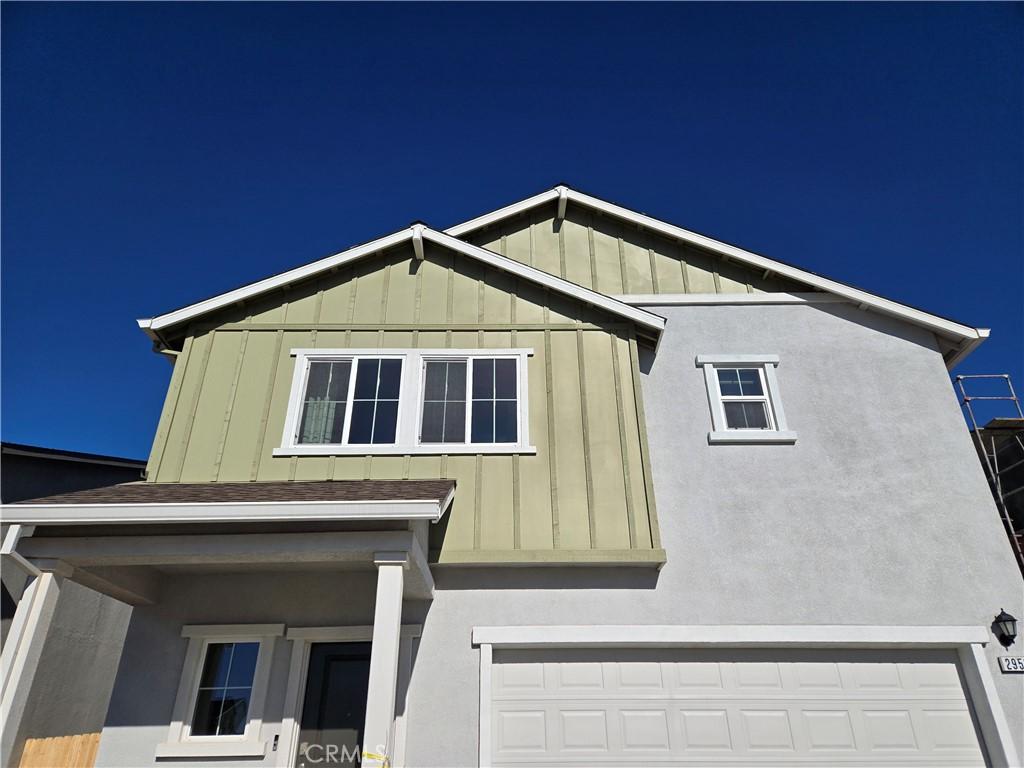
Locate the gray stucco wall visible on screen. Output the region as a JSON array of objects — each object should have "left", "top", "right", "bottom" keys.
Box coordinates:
[
  {"left": 95, "top": 301, "right": 1024, "bottom": 767},
  {"left": 10, "top": 580, "right": 132, "bottom": 763}
]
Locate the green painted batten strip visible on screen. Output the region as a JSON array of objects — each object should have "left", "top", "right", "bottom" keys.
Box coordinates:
[
  {"left": 446, "top": 254, "right": 455, "bottom": 323},
  {"left": 543, "top": 329, "right": 560, "bottom": 549},
  {"left": 212, "top": 329, "right": 249, "bottom": 481},
  {"left": 629, "top": 334, "right": 662, "bottom": 550},
  {"left": 511, "top": 327, "right": 521, "bottom": 550},
  {"left": 379, "top": 262, "right": 391, "bottom": 324},
  {"left": 431, "top": 548, "right": 667, "bottom": 566},
  {"left": 679, "top": 255, "right": 691, "bottom": 293},
  {"left": 617, "top": 237, "right": 629, "bottom": 295},
  {"left": 648, "top": 248, "right": 660, "bottom": 293},
  {"left": 558, "top": 219, "right": 567, "bottom": 279},
  {"left": 346, "top": 273, "right": 359, "bottom": 323},
  {"left": 249, "top": 330, "right": 285, "bottom": 481},
  {"left": 610, "top": 333, "right": 637, "bottom": 549},
  {"left": 587, "top": 216, "right": 599, "bottom": 292},
  {"left": 413, "top": 261, "right": 424, "bottom": 322},
  {"left": 172, "top": 332, "right": 215, "bottom": 482},
  {"left": 576, "top": 326, "right": 597, "bottom": 548},
  {"left": 147, "top": 335, "right": 193, "bottom": 481},
  {"left": 473, "top": 454, "right": 483, "bottom": 550}
]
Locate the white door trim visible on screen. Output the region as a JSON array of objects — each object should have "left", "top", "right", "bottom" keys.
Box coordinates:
[
  {"left": 277, "top": 624, "right": 421, "bottom": 768},
  {"left": 472, "top": 625, "right": 1017, "bottom": 768}
]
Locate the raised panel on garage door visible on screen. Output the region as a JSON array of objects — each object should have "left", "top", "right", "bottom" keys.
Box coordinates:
[{"left": 490, "top": 648, "right": 986, "bottom": 766}]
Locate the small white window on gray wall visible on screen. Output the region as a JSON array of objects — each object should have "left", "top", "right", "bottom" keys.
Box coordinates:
[
  {"left": 696, "top": 355, "right": 797, "bottom": 444},
  {"left": 156, "top": 624, "right": 282, "bottom": 760}
]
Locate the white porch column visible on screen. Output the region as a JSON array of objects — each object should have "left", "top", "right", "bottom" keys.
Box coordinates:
[
  {"left": 362, "top": 551, "right": 406, "bottom": 768},
  {"left": 0, "top": 561, "right": 70, "bottom": 768}
]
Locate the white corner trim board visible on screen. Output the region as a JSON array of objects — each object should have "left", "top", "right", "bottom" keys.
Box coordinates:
[
  {"left": 472, "top": 625, "right": 1018, "bottom": 768},
  {"left": 1, "top": 497, "right": 453, "bottom": 526},
  {"left": 137, "top": 225, "right": 665, "bottom": 340},
  {"left": 446, "top": 186, "right": 988, "bottom": 357}
]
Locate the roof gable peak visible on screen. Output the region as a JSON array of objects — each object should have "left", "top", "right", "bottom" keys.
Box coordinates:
[{"left": 138, "top": 223, "right": 666, "bottom": 347}]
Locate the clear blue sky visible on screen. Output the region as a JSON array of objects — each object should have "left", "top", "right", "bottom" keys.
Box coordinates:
[{"left": 2, "top": 2, "right": 1021, "bottom": 460}]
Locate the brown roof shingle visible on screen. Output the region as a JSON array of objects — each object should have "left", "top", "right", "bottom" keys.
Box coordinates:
[{"left": 11, "top": 479, "right": 455, "bottom": 506}]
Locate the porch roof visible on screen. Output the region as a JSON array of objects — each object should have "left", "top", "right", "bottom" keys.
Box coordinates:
[{"left": 3, "top": 479, "right": 456, "bottom": 525}]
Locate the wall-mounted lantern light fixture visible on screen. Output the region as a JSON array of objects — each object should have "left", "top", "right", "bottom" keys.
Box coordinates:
[{"left": 993, "top": 609, "right": 1018, "bottom": 648}]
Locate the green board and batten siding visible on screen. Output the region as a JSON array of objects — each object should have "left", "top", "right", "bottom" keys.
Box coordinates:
[
  {"left": 146, "top": 212, "right": 800, "bottom": 565},
  {"left": 465, "top": 202, "right": 805, "bottom": 295}
]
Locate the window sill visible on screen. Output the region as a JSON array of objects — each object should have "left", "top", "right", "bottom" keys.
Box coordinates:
[
  {"left": 707, "top": 430, "right": 798, "bottom": 445},
  {"left": 155, "top": 739, "right": 267, "bottom": 759},
  {"left": 273, "top": 444, "right": 538, "bottom": 457}
]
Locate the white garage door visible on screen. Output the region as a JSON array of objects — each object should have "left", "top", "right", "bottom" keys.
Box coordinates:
[{"left": 490, "top": 648, "right": 986, "bottom": 766}]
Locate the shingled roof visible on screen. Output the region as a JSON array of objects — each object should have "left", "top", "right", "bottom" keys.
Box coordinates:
[{"left": 10, "top": 479, "right": 455, "bottom": 506}]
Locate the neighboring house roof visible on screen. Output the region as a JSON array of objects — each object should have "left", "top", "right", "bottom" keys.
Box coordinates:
[
  {"left": 447, "top": 185, "right": 989, "bottom": 369},
  {"left": 1, "top": 442, "right": 146, "bottom": 470},
  {"left": 137, "top": 225, "right": 667, "bottom": 346},
  {"left": 9, "top": 478, "right": 455, "bottom": 505}
]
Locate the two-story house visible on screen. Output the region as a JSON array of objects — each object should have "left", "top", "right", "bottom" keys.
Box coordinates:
[{"left": 2, "top": 186, "right": 1020, "bottom": 768}]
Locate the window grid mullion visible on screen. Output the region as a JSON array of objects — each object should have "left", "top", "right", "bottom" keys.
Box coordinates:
[
  {"left": 441, "top": 362, "right": 451, "bottom": 443},
  {"left": 464, "top": 360, "right": 473, "bottom": 443},
  {"left": 340, "top": 357, "right": 358, "bottom": 444}
]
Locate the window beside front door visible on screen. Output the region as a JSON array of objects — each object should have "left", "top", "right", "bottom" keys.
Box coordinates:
[{"left": 156, "top": 624, "right": 282, "bottom": 760}]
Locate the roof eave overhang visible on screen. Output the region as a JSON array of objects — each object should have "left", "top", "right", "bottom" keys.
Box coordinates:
[
  {"left": 1, "top": 491, "right": 456, "bottom": 526},
  {"left": 137, "top": 225, "right": 664, "bottom": 347},
  {"left": 446, "top": 186, "right": 988, "bottom": 366}
]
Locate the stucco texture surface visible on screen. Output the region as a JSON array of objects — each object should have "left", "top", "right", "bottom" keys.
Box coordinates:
[{"left": 95, "top": 302, "right": 1023, "bottom": 767}]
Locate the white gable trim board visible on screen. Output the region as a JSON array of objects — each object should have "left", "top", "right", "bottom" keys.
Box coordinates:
[
  {"left": 137, "top": 225, "right": 666, "bottom": 343},
  {"left": 473, "top": 625, "right": 1018, "bottom": 768},
  {"left": 137, "top": 188, "right": 987, "bottom": 368},
  {"left": 446, "top": 186, "right": 989, "bottom": 368}
]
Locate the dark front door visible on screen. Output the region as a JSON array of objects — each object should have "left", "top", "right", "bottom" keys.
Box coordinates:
[{"left": 295, "top": 642, "right": 372, "bottom": 767}]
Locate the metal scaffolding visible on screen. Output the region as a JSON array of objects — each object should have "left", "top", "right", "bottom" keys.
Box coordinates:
[{"left": 955, "top": 374, "right": 1024, "bottom": 578}]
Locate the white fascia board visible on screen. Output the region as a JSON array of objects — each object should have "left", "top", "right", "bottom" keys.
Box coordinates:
[
  {"left": 445, "top": 188, "right": 562, "bottom": 237},
  {"left": 140, "top": 228, "right": 415, "bottom": 333},
  {"left": 1, "top": 498, "right": 447, "bottom": 525},
  {"left": 471, "top": 625, "right": 990, "bottom": 648},
  {"left": 138, "top": 222, "right": 664, "bottom": 338},
  {"left": 616, "top": 292, "right": 847, "bottom": 306},
  {"left": 424, "top": 229, "right": 665, "bottom": 335},
  {"left": 447, "top": 187, "right": 985, "bottom": 348},
  {"left": 565, "top": 188, "right": 984, "bottom": 343}
]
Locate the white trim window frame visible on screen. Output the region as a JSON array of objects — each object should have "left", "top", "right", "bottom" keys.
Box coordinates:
[
  {"left": 156, "top": 624, "right": 284, "bottom": 760},
  {"left": 276, "top": 348, "right": 535, "bottom": 456},
  {"left": 695, "top": 354, "right": 797, "bottom": 445}
]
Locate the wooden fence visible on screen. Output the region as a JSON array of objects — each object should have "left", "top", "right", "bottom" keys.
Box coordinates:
[{"left": 18, "top": 733, "right": 99, "bottom": 768}]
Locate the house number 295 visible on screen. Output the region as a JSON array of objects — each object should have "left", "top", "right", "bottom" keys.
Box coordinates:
[{"left": 998, "top": 656, "right": 1024, "bottom": 673}]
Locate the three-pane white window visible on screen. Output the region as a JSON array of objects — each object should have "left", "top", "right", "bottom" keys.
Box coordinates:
[
  {"left": 278, "top": 349, "right": 534, "bottom": 456},
  {"left": 696, "top": 354, "right": 797, "bottom": 444}
]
